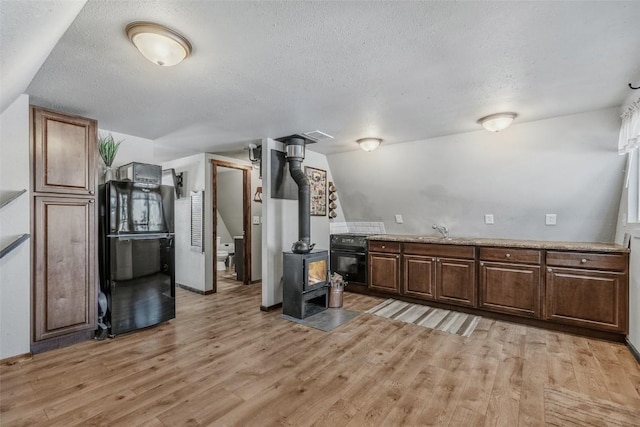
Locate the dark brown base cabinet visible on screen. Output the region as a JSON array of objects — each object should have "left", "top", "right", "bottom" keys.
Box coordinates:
[
  {"left": 546, "top": 268, "right": 627, "bottom": 333},
  {"left": 403, "top": 255, "right": 436, "bottom": 299},
  {"left": 479, "top": 247, "right": 542, "bottom": 318},
  {"left": 368, "top": 241, "right": 401, "bottom": 294},
  {"left": 368, "top": 239, "right": 629, "bottom": 338},
  {"left": 545, "top": 251, "right": 628, "bottom": 333},
  {"left": 436, "top": 258, "right": 476, "bottom": 307},
  {"left": 402, "top": 243, "right": 476, "bottom": 307}
]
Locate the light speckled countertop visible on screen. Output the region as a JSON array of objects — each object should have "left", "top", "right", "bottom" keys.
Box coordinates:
[{"left": 367, "top": 234, "right": 629, "bottom": 253}]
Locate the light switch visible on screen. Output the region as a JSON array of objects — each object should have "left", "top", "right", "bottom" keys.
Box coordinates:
[
  {"left": 253, "top": 215, "right": 260, "bottom": 225},
  {"left": 395, "top": 214, "right": 404, "bottom": 224},
  {"left": 545, "top": 214, "right": 557, "bottom": 225},
  {"left": 484, "top": 214, "right": 494, "bottom": 225}
]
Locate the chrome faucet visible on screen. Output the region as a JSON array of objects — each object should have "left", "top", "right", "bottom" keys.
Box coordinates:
[{"left": 432, "top": 224, "right": 449, "bottom": 239}]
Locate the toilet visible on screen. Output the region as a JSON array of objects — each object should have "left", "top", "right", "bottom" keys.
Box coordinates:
[{"left": 216, "top": 236, "right": 229, "bottom": 271}]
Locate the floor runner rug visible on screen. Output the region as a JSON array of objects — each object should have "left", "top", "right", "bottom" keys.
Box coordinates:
[{"left": 366, "top": 299, "right": 480, "bottom": 337}]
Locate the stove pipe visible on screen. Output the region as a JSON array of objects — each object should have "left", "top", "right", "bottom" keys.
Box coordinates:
[{"left": 285, "top": 137, "right": 314, "bottom": 253}]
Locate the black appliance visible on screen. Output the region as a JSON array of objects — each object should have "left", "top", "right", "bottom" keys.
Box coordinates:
[
  {"left": 330, "top": 234, "right": 369, "bottom": 285},
  {"left": 279, "top": 135, "right": 329, "bottom": 319},
  {"left": 98, "top": 180, "right": 175, "bottom": 336},
  {"left": 282, "top": 250, "right": 329, "bottom": 319}
]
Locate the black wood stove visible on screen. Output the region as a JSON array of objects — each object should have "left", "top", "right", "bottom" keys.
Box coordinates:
[
  {"left": 282, "top": 250, "right": 329, "bottom": 318},
  {"left": 279, "top": 135, "right": 329, "bottom": 319}
]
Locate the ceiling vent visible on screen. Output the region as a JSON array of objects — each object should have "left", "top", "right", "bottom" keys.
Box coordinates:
[{"left": 302, "top": 130, "right": 334, "bottom": 142}]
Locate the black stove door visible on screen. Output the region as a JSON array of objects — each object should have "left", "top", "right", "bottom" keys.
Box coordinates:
[{"left": 330, "top": 249, "right": 367, "bottom": 284}]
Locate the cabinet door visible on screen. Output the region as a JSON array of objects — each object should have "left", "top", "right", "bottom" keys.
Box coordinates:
[
  {"left": 369, "top": 252, "right": 400, "bottom": 294},
  {"left": 480, "top": 262, "right": 541, "bottom": 318},
  {"left": 34, "top": 196, "right": 97, "bottom": 341},
  {"left": 546, "top": 267, "right": 627, "bottom": 333},
  {"left": 403, "top": 255, "right": 436, "bottom": 300},
  {"left": 436, "top": 258, "right": 476, "bottom": 307},
  {"left": 32, "top": 107, "right": 97, "bottom": 196}
]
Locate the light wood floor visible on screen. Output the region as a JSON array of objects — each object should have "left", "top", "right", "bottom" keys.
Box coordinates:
[{"left": 2, "top": 282, "right": 639, "bottom": 426}]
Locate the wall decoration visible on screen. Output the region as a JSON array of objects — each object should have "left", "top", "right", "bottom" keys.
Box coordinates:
[
  {"left": 305, "top": 166, "right": 327, "bottom": 216},
  {"left": 328, "top": 182, "right": 338, "bottom": 219}
]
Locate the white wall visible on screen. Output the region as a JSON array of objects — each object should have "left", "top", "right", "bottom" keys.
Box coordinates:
[
  {"left": 217, "top": 168, "right": 244, "bottom": 238},
  {"left": 260, "top": 139, "right": 337, "bottom": 308},
  {"left": 162, "top": 153, "right": 260, "bottom": 292},
  {"left": 613, "top": 95, "right": 640, "bottom": 352},
  {"left": 161, "top": 154, "right": 208, "bottom": 291},
  {"left": 0, "top": 94, "right": 31, "bottom": 359},
  {"left": 327, "top": 108, "right": 624, "bottom": 242}
]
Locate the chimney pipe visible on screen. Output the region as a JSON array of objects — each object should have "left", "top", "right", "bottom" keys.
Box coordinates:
[{"left": 285, "top": 137, "right": 314, "bottom": 253}]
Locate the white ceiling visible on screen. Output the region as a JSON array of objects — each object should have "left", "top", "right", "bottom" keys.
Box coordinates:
[{"left": 7, "top": 1, "right": 640, "bottom": 158}]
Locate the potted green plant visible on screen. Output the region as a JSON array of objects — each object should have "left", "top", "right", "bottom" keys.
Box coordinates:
[{"left": 98, "top": 133, "right": 123, "bottom": 181}]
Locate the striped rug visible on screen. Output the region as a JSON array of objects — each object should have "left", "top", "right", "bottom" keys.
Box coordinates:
[{"left": 366, "top": 299, "right": 481, "bottom": 337}]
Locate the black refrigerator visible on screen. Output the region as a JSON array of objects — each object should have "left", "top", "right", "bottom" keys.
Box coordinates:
[{"left": 99, "top": 180, "right": 175, "bottom": 336}]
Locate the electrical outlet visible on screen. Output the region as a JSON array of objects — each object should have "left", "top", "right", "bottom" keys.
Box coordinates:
[
  {"left": 545, "top": 214, "right": 557, "bottom": 225},
  {"left": 253, "top": 215, "right": 260, "bottom": 225},
  {"left": 395, "top": 214, "right": 404, "bottom": 224},
  {"left": 484, "top": 214, "right": 494, "bottom": 225}
]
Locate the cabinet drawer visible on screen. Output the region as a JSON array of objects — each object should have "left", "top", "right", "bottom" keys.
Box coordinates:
[
  {"left": 368, "top": 240, "right": 401, "bottom": 253},
  {"left": 480, "top": 247, "right": 541, "bottom": 264},
  {"left": 404, "top": 243, "right": 474, "bottom": 259},
  {"left": 546, "top": 251, "right": 627, "bottom": 271}
]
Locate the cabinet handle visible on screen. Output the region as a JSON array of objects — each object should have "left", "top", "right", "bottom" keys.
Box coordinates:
[
  {"left": 89, "top": 190, "right": 94, "bottom": 195},
  {"left": 581, "top": 258, "right": 587, "bottom": 264},
  {"left": 89, "top": 200, "right": 95, "bottom": 204},
  {"left": 480, "top": 262, "right": 484, "bottom": 266},
  {"left": 548, "top": 268, "right": 552, "bottom": 272},
  {"left": 432, "top": 258, "right": 436, "bottom": 262},
  {"left": 382, "top": 245, "right": 386, "bottom": 249},
  {"left": 505, "top": 253, "right": 511, "bottom": 258}
]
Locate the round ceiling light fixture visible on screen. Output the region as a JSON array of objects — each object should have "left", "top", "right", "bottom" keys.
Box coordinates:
[
  {"left": 126, "top": 21, "right": 192, "bottom": 67},
  {"left": 477, "top": 112, "right": 518, "bottom": 132},
  {"left": 357, "top": 137, "right": 382, "bottom": 152}
]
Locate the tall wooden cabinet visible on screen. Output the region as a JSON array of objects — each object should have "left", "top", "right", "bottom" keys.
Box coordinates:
[{"left": 31, "top": 106, "right": 98, "bottom": 352}]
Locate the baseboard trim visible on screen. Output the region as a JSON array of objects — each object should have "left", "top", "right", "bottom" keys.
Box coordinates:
[
  {"left": 31, "top": 330, "right": 94, "bottom": 355},
  {"left": 178, "top": 283, "right": 215, "bottom": 295},
  {"left": 626, "top": 338, "right": 640, "bottom": 364},
  {"left": 249, "top": 279, "right": 261, "bottom": 285},
  {"left": 260, "top": 302, "right": 282, "bottom": 312},
  {"left": 1, "top": 352, "right": 32, "bottom": 365}
]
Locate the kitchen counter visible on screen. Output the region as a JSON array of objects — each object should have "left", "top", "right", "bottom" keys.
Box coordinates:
[{"left": 367, "top": 234, "right": 629, "bottom": 253}]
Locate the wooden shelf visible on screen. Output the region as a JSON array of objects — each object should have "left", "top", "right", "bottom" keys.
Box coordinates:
[
  {"left": 0, "top": 189, "right": 26, "bottom": 210},
  {"left": 0, "top": 234, "right": 30, "bottom": 260}
]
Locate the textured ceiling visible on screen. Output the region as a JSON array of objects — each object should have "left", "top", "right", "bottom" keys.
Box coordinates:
[{"left": 18, "top": 1, "right": 640, "bottom": 158}]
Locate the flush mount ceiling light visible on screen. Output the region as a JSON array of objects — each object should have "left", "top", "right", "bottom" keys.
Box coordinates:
[
  {"left": 357, "top": 138, "right": 382, "bottom": 152},
  {"left": 126, "top": 21, "right": 192, "bottom": 67},
  {"left": 477, "top": 112, "right": 518, "bottom": 132}
]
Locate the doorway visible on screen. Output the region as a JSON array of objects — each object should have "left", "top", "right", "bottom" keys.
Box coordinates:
[{"left": 212, "top": 160, "right": 252, "bottom": 292}]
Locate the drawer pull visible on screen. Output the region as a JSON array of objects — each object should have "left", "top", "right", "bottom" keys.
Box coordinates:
[
  {"left": 548, "top": 268, "right": 552, "bottom": 272},
  {"left": 505, "top": 253, "right": 511, "bottom": 258},
  {"left": 480, "top": 262, "right": 484, "bottom": 266},
  {"left": 382, "top": 245, "right": 386, "bottom": 249},
  {"left": 581, "top": 258, "right": 587, "bottom": 263}
]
